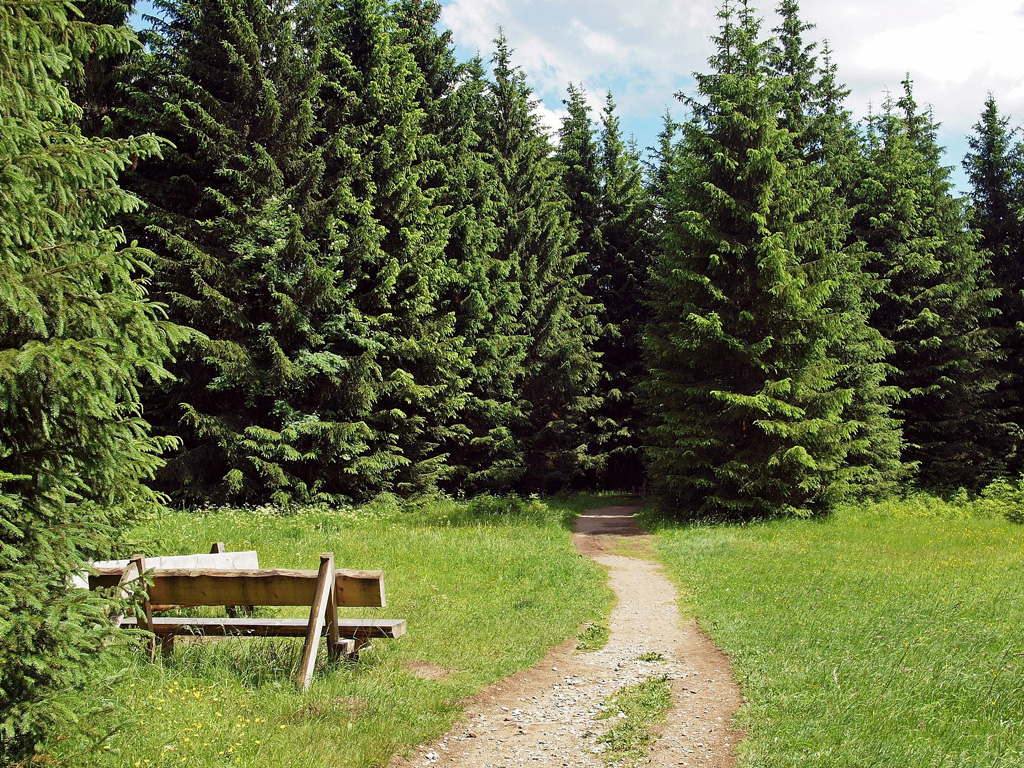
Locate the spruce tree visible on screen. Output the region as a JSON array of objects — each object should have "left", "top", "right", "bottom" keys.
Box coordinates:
[
  {"left": 557, "top": 92, "right": 654, "bottom": 490},
  {"left": 483, "top": 34, "right": 601, "bottom": 491},
  {"left": 768, "top": 0, "right": 905, "bottom": 496},
  {"left": 593, "top": 96, "right": 656, "bottom": 490},
  {"left": 65, "top": 0, "right": 134, "bottom": 135},
  {"left": 964, "top": 96, "right": 1024, "bottom": 470},
  {"left": 646, "top": 110, "right": 682, "bottom": 220},
  {"left": 0, "top": 0, "right": 183, "bottom": 757},
  {"left": 554, "top": 84, "right": 605, "bottom": 484},
  {"left": 853, "top": 80, "right": 1003, "bottom": 489},
  {"left": 645, "top": 0, "right": 857, "bottom": 519},
  {"left": 556, "top": 83, "right": 604, "bottom": 296},
  {"left": 393, "top": 3, "right": 521, "bottom": 492},
  {"left": 122, "top": 0, "right": 367, "bottom": 504},
  {"left": 317, "top": 0, "right": 465, "bottom": 497}
]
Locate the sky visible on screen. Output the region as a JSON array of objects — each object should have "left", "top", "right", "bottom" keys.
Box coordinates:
[{"left": 437, "top": 0, "right": 1024, "bottom": 192}]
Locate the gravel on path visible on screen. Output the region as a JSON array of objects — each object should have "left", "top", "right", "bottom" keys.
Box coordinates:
[{"left": 391, "top": 505, "right": 743, "bottom": 768}]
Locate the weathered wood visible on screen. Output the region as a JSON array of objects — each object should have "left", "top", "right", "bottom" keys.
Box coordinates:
[
  {"left": 99, "top": 548, "right": 402, "bottom": 688},
  {"left": 336, "top": 569, "right": 386, "bottom": 608},
  {"left": 114, "top": 617, "right": 358, "bottom": 656},
  {"left": 145, "top": 568, "right": 321, "bottom": 607},
  {"left": 210, "top": 542, "right": 255, "bottom": 617},
  {"left": 80, "top": 555, "right": 382, "bottom": 607},
  {"left": 336, "top": 618, "right": 407, "bottom": 643},
  {"left": 110, "top": 557, "right": 140, "bottom": 627},
  {"left": 296, "top": 554, "right": 334, "bottom": 691},
  {"left": 326, "top": 571, "right": 341, "bottom": 660},
  {"left": 83, "top": 549, "right": 260, "bottom": 589},
  {"left": 129, "top": 567, "right": 385, "bottom": 609},
  {"left": 118, "top": 616, "right": 407, "bottom": 641}
]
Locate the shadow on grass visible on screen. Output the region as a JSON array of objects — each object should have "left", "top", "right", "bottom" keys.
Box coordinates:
[
  {"left": 635, "top": 501, "right": 843, "bottom": 536},
  {"left": 390, "top": 492, "right": 644, "bottom": 532},
  {"left": 152, "top": 634, "right": 374, "bottom": 691}
]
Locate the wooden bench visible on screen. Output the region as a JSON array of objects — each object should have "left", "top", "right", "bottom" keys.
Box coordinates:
[{"left": 112, "top": 551, "right": 406, "bottom": 690}]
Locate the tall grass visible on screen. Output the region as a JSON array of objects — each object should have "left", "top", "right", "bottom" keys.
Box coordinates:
[
  {"left": 48, "top": 495, "right": 613, "bottom": 768},
  {"left": 651, "top": 494, "right": 1024, "bottom": 767}
]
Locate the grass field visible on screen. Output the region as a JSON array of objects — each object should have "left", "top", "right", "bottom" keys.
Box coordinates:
[
  {"left": 648, "top": 495, "right": 1024, "bottom": 767},
  {"left": 49, "top": 494, "right": 615, "bottom": 768}
]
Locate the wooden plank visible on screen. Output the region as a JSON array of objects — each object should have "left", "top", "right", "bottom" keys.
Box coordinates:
[
  {"left": 109, "top": 557, "right": 140, "bottom": 626},
  {"left": 336, "top": 618, "right": 407, "bottom": 642},
  {"left": 83, "top": 556, "right": 381, "bottom": 606},
  {"left": 118, "top": 617, "right": 407, "bottom": 640},
  {"left": 296, "top": 553, "right": 334, "bottom": 691},
  {"left": 135, "top": 567, "right": 384, "bottom": 608},
  {"left": 152, "top": 550, "right": 260, "bottom": 570},
  {"left": 116, "top": 559, "right": 140, "bottom": 596},
  {"left": 332, "top": 637, "right": 357, "bottom": 657},
  {"left": 85, "top": 550, "right": 260, "bottom": 589},
  {"left": 211, "top": 543, "right": 257, "bottom": 616},
  {"left": 145, "top": 568, "right": 321, "bottom": 607},
  {"left": 335, "top": 569, "right": 386, "bottom": 607},
  {"left": 121, "top": 616, "right": 311, "bottom": 636}
]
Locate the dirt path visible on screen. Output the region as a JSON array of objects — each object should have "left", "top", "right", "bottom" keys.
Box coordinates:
[{"left": 392, "top": 505, "right": 744, "bottom": 768}]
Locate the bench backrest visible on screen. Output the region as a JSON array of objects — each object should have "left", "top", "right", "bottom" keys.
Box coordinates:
[
  {"left": 143, "top": 567, "right": 386, "bottom": 608},
  {"left": 75, "top": 546, "right": 260, "bottom": 589}
]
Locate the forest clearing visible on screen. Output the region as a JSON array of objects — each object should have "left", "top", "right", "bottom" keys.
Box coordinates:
[
  {"left": 6, "top": 0, "right": 1024, "bottom": 764},
  {"left": 31, "top": 492, "right": 1024, "bottom": 767}
]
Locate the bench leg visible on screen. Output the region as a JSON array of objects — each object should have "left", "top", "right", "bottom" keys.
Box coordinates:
[
  {"left": 296, "top": 554, "right": 334, "bottom": 691},
  {"left": 160, "top": 635, "right": 175, "bottom": 659},
  {"left": 329, "top": 638, "right": 357, "bottom": 660},
  {"left": 328, "top": 641, "right": 343, "bottom": 662}
]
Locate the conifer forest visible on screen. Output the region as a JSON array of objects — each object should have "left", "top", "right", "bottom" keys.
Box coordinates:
[{"left": 4, "top": 0, "right": 1024, "bottom": 758}]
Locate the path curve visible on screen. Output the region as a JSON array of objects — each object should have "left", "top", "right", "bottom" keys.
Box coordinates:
[{"left": 392, "top": 505, "right": 743, "bottom": 768}]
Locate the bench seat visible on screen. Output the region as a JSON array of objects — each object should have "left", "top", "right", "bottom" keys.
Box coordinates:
[{"left": 119, "top": 616, "right": 407, "bottom": 644}]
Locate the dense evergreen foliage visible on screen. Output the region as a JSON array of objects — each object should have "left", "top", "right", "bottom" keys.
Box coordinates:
[
  {"left": 0, "top": 0, "right": 184, "bottom": 758},
  {"left": 120, "top": 0, "right": 351, "bottom": 504},
  {"left": 646, "top": 0, "right": 871, "bottom": 518},
  {"left": 34, "top": 0, "right": 1024, "bottom": 506},
  {"left": 481, "top": 35, "right": 601, "bottom": 491},
  {"left": 556, "top": 90, "right": 654, "bottom": 490},
  {"left": 852, "top": 81, "right": 1003, "bottom": 489},
  {"left": 964, "top": 96, "right": 1024, "bottom": 472},
  {"left": 92, "top": 0, "right": 1021, "bottom": 514},
  {"left": 768, "top": 0, "right": 906, "bottom": 497},
  {"left": 391, "top": 3, "right": 514, "bottom": 493}
]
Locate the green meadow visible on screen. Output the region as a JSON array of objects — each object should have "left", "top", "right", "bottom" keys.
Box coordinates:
[
  {"left": 650, "top": 496, "right": 1024, "bottom": 767},
  {"left": 44, "top": 493, "right": 1024, "bottom": 768}
]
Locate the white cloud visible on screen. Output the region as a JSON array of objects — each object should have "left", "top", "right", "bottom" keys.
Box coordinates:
[
  {"left": 801, "top": 0, "right": 1024, "bottom": 126},
  {"left": 440, "top": 0, "right": 719, "bottom": 118},
  {"left": 570, "top": 19, "right": 624, "bottom": 60},
  {"left": 533, "top": 101, "right": 569, "bottom": 141},
  {"left": 438, "top": 0, "right": 1024, "bottom": 180}
]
